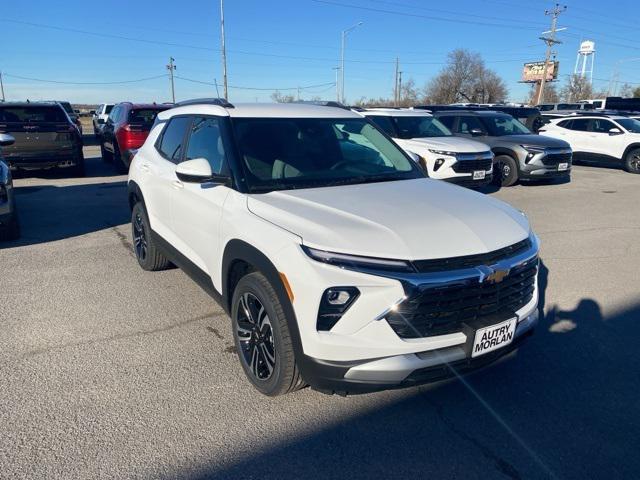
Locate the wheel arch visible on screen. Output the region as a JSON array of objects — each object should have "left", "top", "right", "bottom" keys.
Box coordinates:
[
  {"left": 127, "top": 180, "right": 145, "bottom": 211},
  {"left": 622, "top": 143, "right": 640, "bottom": 160}
]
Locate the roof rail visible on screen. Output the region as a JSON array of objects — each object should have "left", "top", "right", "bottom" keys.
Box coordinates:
[
  {"left": 175, "top": 98, "right": 234, "bottom": 108},
  {"left": 291, "top": 100, "right": 350, "bottom": 109}
]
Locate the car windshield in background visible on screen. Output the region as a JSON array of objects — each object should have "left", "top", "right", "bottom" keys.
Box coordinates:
[
  {"left": 617, "top": 118, "right": 640, "bottom": 133},
  {"left": 481, "top": 115, "right": 532, "bottom": 136},
  {"left": 105, "top": 105, "right": 114, "bottom": 114},
  {"left": 393, "top": 116, "right": 452, "bottom": 139},
  {"left": 0, "top": 106, "right": 68, "bottom": 123},
  {"left": 232, "top": 117, "right": 421, "bottom": 192},
  {"left": 128, "top": 109, "right": 165, "bottom": 124},
  {"left": 59, "top": 102, "right": 74, "bottom": 114}
]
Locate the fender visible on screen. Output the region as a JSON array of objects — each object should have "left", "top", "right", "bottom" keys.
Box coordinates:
[
  {"left": 127, "top": 180, "right": 144, "bottom": 211},
  {"left": 622, "top": 143, "right": 640, "bottom": 161},
  {"left": 221, "top": 239, "right": 307, "bottom": 376}
]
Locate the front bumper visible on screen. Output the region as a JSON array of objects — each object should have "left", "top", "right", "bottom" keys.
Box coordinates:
[
  {"left": 520, "top": 149, "right": 572, "bottom": 180},
  {"left": 303, "top": 310, "right": 537, "bottom": 395}
]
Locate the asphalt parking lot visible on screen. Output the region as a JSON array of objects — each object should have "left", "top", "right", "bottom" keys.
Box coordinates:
[{"left": 1, "top": 144, "right": 639, "bottom": 480}]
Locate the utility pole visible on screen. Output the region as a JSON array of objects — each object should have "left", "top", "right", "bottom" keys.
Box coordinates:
[
  {"left": 166, "top": 57, "right": 176, "bottom": 103},
  {"left": 393, "top": 57, "right": 399, "bottom": 106},
  {"left": 398, "top": 70, "right": 403, "bottom": 106},
  {"left": 220, "top": 0, "right": 229, "bottom": 100},
  {"left": 333, "top": 66, "right": 340, "bottom": 102},
  {"left": 297, "top": 86, "right": 301, "bottom": 101},
  {"left": 537, "top": 3, "right": 566, "bottom": 105},
  {"left": 340, "top": 21, "right": 363, "bottom": 104},
  {"left": 0, "top": 72, "right": 5, "bottom": 102}
]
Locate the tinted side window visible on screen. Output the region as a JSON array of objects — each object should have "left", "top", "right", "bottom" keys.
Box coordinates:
[
  {"left": 158, "top": 117, "right": 191, "bottom": 162},
  {"left": 557, "top": 120, "right": 573, "bottom": 129},
  {"left": 570, "top": 118, "right": 590, "bottom": 132},
  {"left": 185, "top": 117, "right": 226, "bottom": 174},
  {"left": 367, "top": 116, "right": 396, "bottom": 136},
  {"left": 591, "top": 119, "right": 615, "bottom": 133},
  {"left": 459, "top": 116, "right": 484, "bottom": 134},
  {"left": 437, "top": 115, "right": 455, "bottom": 130}
]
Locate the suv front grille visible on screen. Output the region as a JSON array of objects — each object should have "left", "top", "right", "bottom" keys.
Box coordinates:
[
  {"left": 452, "top": 158, "right": 493, "bottom": 173},
  {"left": 387, "top": 256, "right": 538, "bottom": 339},
  {"left": 542, "top": 152, "right": 572, "bottom": 166}
]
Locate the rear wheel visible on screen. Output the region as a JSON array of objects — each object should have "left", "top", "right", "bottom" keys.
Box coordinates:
[
  {"left": 231, "top": 272, "right": 305, "bottom": 396},
  {"left": 624, "top": 148, "right": 640, "bottom": 174},
  {"left": 0, "top": 212, "right": 20, "bottom": 241},
  {"left": 100, "top": 143, "right": 112, "bottom": 163},
  {"left": 495, "top": 155, "right": 519, "bottom": 187},
  {"left": 131, "top": 202, "right": 171, "bottom": 271},
  {"left": 113, "top": 143, "right": 128, "bottom": 174}
]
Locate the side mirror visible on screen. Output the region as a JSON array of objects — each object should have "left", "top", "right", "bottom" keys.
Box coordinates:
[
  {"left": 97, "top": 118, "right": 105, "bottom": 124},
  {"left": 609, "top": 127, "right": 623, "bottom": 135},
  {"left": 0, "top": 133, "right": 15, "bottom": 147},
  {"left": 470, "top": 128, "right": 484, "bottom": 136},
  {"left": 176, "top": 158, "right": 230, "bottom": 185}
]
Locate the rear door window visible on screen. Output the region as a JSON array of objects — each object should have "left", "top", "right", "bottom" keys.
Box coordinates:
[
  {"left": 569, "top": 118, "right": 590, "bottom": 132},
  {"left": 437, "top": 115, "right": 456, "bottom": 130},
  {"left": 158, "top": 117, "right": 191, "bottom": 163}
]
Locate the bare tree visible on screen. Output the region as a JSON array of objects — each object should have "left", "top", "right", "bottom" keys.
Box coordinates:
[
  {"left": 634, "top": 86, "right": 640, "bottom": 98},
  {"left": 561, "top": 75, "right": 593, "bottom": 102},
  {"left": 271, "top": 90, "right": 296, "bottom": 103},
  {"left": 424, "top": 49, "right": 508, "bottom": 104},
  {"left": 529, "top": 82, "right": 559, "bottom": 104},
  {"left": 617, "top": 83, "right": 634, "bottom": 98},
  {"left": 398, "top": 78, "right": 422, "bottom": 107}
]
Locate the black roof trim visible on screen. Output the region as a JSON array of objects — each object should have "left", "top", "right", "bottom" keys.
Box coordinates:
[{"left": 174, "top": 98, "right": 234, "bottom": 108}]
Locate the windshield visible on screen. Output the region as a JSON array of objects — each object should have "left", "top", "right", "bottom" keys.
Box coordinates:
[
  {"left": 0, "top": 106, "right": 68, "bottom": 123},
  {"left": 617, "top": 118, "right": 640, "bottom": 133},
  {"left": 481, "top": 115, "right": 532, "bottom": 136},
  {"left": 232, "top": 117, "right": 422, "bottom": 192},
  {"left": 128, "top": 108, "right": 166, "bottom": 125},
  {"left": 392, "top": 116, "right": 452, "bottom": 139}
]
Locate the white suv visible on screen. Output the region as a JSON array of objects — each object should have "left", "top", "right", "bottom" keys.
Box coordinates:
[
  {"left": 539, "top": 114, "right": 640, "bottom": 173},
  {"left": 359, "top": 109, "right": 493, "bottom": 187},
  {"left": 127, "top": 99, "right": 540, "bottom": 396},
  {"left": 92, "top": 103, "right": 114, "bottom": 136}
]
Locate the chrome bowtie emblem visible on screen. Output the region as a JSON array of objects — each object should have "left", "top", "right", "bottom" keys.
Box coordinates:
[{"left": 477, "top": 265, "right": 510, "bottom": 284}]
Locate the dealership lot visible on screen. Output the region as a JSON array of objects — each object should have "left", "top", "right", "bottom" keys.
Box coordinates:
[{"left": 1, "top": 144, "right": 639, "bottom": 479}]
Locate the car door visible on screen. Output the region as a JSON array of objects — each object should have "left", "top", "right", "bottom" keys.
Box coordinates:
[
  {"left": 587, "top": 118, "right": 625, "bottom": 159},
  {"left": 143, "top": 116, "right": 191, "bottom": 244},
  {"left": 171, "top": 115, "right": 231, "bottom": 279},
  {"left": 563, "top": 118, "right": 591, "bottom": 153}
]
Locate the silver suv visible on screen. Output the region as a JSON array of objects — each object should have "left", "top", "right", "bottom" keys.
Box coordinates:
[{"left": 435, "top": 110, "right": 573, "bottom": 186}]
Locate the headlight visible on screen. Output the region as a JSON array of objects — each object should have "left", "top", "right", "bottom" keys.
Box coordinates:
[
  {"left": 428, "top": 149, "right": 457, "bottom": 157},
  {"left": 521, "top": 145, "right": 546, "bottom": 162},
  {"left": 302, "top": 245, "right": 414, "bottom": 272}
]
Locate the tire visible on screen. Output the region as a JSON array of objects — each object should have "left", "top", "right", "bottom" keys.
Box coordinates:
[
  {"left": 0, "top": 212, "right": 20, "bottom": 241},
  {"left": 131, "top": 202, "right": 171, "bottom": 271},
  {"left": 69, "top": 151, "right": 86, "bottom": 177},
  {"left": 495, "top": 155, "right": 519, "bottom": 187},
  {"left": 100, "top": 143, "right": 112, "bottom": 163},
  {"left": 231, "top": 272, "right": 305, "bottom": 396},
  {"left": 113, "top": 143, "right": 128, "bottom": 174},
  {"left": 624, "top": 148, "right": 640, "bottom": 174}
]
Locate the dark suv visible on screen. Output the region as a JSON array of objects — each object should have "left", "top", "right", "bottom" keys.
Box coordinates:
[
  {"left": 0, "top": 102, "right": 85, "bottom": 176},
  {"left": 434, "top": 110, "right": 572, "bottom": 186},
  {"left": 101, "top": 102, "right": 171, "bottom": 173}
]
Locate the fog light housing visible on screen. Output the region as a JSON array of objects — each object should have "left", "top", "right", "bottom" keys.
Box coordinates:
[
  {"left": 434, "top": 158, "right": 445, "bottom": 171},
  {"left": 317, "top": 287, "right": 360, "bottom": 331}
]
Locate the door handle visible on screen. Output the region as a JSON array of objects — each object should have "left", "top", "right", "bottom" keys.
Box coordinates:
[{"left": 172, "top": 180, "right": 184, "bottom": 190}]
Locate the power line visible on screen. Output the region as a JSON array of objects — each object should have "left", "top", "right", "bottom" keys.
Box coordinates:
[
  {"left": 3, "top": 73, "right": 168, "bottom": 85},
  {"left": 174, "top": 75, "right": 336, "bottom": 91}
]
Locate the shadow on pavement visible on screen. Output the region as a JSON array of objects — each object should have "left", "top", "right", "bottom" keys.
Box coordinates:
[{"left": 190, "top": 264, "right": 640, "bottom": 480}]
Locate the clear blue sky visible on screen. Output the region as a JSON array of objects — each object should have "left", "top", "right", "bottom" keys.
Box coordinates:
[{"left": 2, "top": 0, "right": 640, "bottom": 104}]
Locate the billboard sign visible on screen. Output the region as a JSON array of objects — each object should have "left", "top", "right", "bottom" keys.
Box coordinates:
[{"left": 521, "top": 61, "right": 560, "bottom": 82}]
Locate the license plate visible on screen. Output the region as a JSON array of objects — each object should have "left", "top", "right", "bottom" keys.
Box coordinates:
[
  {"left": 472, "top": 170, "right": 486, "bottom": 180},
  {"left": 472, "top": 318, "right": 517, "bottom": 358},
  {"left": 558, "top": 163, "right": 569, "bottom": 171}
]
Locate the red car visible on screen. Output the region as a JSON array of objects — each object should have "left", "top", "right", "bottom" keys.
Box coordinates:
[{"left": 100, "top": 102, "right": 172, "bottom": 172}]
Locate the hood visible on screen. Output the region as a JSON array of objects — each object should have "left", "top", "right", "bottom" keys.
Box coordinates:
[
  {"left": 492, "top": 134, "right": 570, "bottom": 149},
  {"left": 396, "top": 136, "right": 490, "bottom": 154},
  {"left": 247, "top": 179, "right": 530, "bottom": 260}
]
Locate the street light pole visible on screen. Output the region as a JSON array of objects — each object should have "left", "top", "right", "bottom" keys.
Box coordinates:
[
  {"left": 340, "top": 21, "right": 363, "bottom": 104},
  {"left": 333, "top": 66, "right": 340, "bottom": 102},
  {"left": 166, "top": 57, "right": 176, "bottom": 103},
  {"left": 220, "top": 0, "right": 229, "bottom": 100}
]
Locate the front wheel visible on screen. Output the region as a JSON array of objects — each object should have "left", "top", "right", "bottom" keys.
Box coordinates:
[
  {"left": 624, "top": 148, "right": 640, "bottom": 174},
  {"left": 495, "top": 155, "right": 519, "bottom": 187},
  {"left": 231, "top": 272, "right": 304, "bottom": 396}
]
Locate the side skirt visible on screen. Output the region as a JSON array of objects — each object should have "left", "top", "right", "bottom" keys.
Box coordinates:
[{"left": 150, "top": 229, "right": 226, "bottom": 312}]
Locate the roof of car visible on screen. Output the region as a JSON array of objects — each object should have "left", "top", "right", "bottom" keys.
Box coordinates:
[
  {"left": 433, "top": 110, "right": 510, "bottom": 116},
  {"left": 361, "top": 108, "right": 432, "bottom": 117},
  {"left": 0, "top": 101, "right": 64, "bottom": 107},
  {"left": 158, "top": 102, "right": 363, "bottom": 120},
  {"left": 118, "top": 102, "right": 171, "bottom": 109}
]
